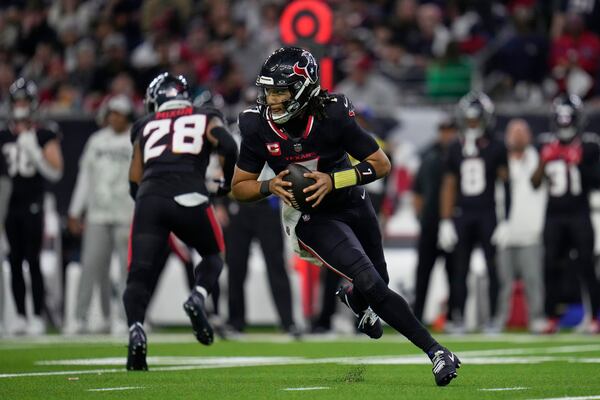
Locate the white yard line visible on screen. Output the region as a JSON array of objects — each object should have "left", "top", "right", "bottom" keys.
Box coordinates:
[
  {"left": 479, "top": 387, "right": 528, "bottom": 391},
  {"left": 87, "top": 387, "right": 144, "bottom": 392},
  {"left": 526, "top": 396, "right": 600, "bottom": 400},
  {"left": 282, "top": 387, "right": 330, "bottom": 391}
]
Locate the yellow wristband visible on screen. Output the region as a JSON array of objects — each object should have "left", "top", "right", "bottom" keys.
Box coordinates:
[{"left": 331, "top": 168, "right": 358, "bottom": 189}]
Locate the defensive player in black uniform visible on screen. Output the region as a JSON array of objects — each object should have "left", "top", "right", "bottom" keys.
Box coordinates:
[
  {"left": 123, "top": 73, "right": 238, "bottom": 370},
  {"left": 438, "top": 91, "right": 509, "bottom": 333},
  {"left": 0, "top": 78, "right": 63, "bottom": 335},
  {"left": 232, "top": 47, "right": 460, "bottom": 386},
  {"left": 531, "top": 94, "right": 600, "bottom": 334}
]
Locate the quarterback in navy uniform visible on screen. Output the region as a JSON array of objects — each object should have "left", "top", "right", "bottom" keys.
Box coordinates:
[
  {"left": 531, "top": 94, "right": 600, "bottom": 334},
  {"left": 123, "top": 73, "right": 238, "bottom": 370},
  {"left": 0, "top": 78, "right": 63, "bottom": 335},
  {"left": 437, "top": 92, "right": 509, "bottom": 333},
  {"left": 232, "top": 47, "right": 460, "bottom": 386}
]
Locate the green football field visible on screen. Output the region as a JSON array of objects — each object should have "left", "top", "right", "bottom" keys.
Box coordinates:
[{"left": 2, "top": 332, "right": 600, "bottom": 400}]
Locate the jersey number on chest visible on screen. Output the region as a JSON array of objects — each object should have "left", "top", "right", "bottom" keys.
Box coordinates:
[
  {"left": 142, "top": 115, "right": 207, "bottom": 163},
  {"left": 546, "top": 160, "right": 582, "bottom": 197},
  {"left": 2, "top": 143, "right": 36, "bottom": 178},
  {"left": 460, "top": 158, "right": 486, "bottom": 196}
]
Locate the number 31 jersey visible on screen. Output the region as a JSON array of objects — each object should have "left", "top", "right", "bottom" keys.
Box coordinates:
[
  {"left": 445, "top": 137, "right": 508, "bottom": 213},
  {"left": 130, "top": 105, "right": 222, "bottom": 198}
]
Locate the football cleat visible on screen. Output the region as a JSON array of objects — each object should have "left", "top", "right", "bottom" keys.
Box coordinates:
[
  {"left": 183, "top": 291, "right": 214, "bottom": 345},
  {"left": 126, "top": 323, "right": 148, "bottom": 371},
  {"left": 429, "top": 346, "right": 461, "bottom": 386},
  {"left": 335, "top": 285, "right": 383, "bottom": 339}
]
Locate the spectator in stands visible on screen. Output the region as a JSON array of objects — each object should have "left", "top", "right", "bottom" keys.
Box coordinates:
[
  {"left": 66, "top": 95, "right": 134, "bottom": 334},
  {"left": 550, "top": 13, "right": 600, "bottom": 98},
  {"left": 412, "top": 117, "right": 457, "bottom": 323},
  {"left": 492, "top": 119, "right": 546, "bottom": 333},
  {"left": 485, "top": 6, "right": 548, "bottom": 102},
  {"left": 426, "top": 41, "right": 472, "bottom": 100},
  {"left": 336, "top": 54, "right": 400, "bottom": 117},
  {"left": 90, "top": 33, "right": 134, "bottom": 95}
]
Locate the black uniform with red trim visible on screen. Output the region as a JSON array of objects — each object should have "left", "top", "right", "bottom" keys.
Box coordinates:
[
  {"left": 539, "top": 134, "right": 600, "bottom": 319},
  {"left": 237, "top": 93, "right": 390, "bottom": 288},
  {"left": 128, "top": 104, "right": 225, "bottom": 277},
  {"left": 443, "top": 136, "right": 508, "bottom": 320},
  {"left": 0, "top": 124, "right": 59, "bottom": 317}
]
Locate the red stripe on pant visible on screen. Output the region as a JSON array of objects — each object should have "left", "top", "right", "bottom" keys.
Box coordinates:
[
  {"left": 206, "top": 206, "right": 225, "bottom": 252},
  {"left": 297, "top": 238, "right": 352, "bottom": 282}
]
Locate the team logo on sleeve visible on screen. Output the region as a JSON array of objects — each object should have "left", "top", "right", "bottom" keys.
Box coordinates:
[{"left": 266, "top": 142, "right": 281, "bottom": 156}]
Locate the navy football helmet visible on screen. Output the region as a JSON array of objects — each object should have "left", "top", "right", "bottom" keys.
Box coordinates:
[
  {"left": 552, "top": 94, "right": 583, "bottom": 142},
  {"left": 456, "top": 91, "right": 495, "bottom": 138},
  {"left": 144, "top": 73, "right": 190, "bottom": 113},
  {"left": 256, "top": 47, "right": 321, "bottom": 124}
]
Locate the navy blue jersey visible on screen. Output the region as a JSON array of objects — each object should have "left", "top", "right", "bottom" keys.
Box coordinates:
[
  {"left": 236, "top": 94, "right": 379, "bottom": 211},
  {"left": 445, "top": 136, "right": 508, "bottom": 213},
  {"left": 542, "top": 137, "right": 600, "bottom": 215},
  {"left": 130, "top": 105, "right": 223, "bottom": 198},
  {"left": 0, "top": 126, "right": 58, "bottom": 208}
]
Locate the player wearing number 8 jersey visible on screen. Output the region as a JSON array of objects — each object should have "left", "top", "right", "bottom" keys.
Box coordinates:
[
  {"left": 123, "top": 73, "right": 238, "bottom": 370},
  {"left": 438, "top": 91, "right": 509, "bottom": 332},
  {"left": 531, "top": 94, "right": 600, "bottom": 334}
]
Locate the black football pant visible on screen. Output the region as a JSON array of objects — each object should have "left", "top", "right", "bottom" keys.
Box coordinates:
[
  {"left": 123, "top": 195, "right": 224, "bottom": 326},
  {"left": 5, "top": 204, "right": 45, "bottom": 316},
  {"left": 296, "top": 187, "right": 436, "bottom": 353},
  {"left": 225, "top": 200, "right": 294, "bottom": 331},
  {"left": 450, "top": 211, "right": 498, "bottom": 321},
  {"left": 413, "top": 222, "right": 455, "bottom": 323},
  {"left": 543, "top": 213, "right": 600, "bottom": 318}
]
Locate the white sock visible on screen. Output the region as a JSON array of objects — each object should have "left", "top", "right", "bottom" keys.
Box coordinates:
[{"left": 195, "top": 286, "right": 208, "bottom": 300}]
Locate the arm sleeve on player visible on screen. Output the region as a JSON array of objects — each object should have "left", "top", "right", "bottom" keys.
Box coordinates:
[
  {"left": 339, "top": 97, "right": 380, "bottom": 160},
  {"left": 0, "top": 176, "right": 12, "bottom": 225},
  {"left": 20, "top": 130, "right": 63, "bottom": 182},
  {"left": 236, "top": 114, "right": 266, "bottom": 173},
  {"left": 211, "top": 126, "right": 238, "bottom": 188}
]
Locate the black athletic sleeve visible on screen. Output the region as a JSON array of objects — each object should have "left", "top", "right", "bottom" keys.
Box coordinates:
[
  {"left": 337, "top": 95, "right": 379, "bottom": 160},
  {"left": 130, "top": 118, "right": 144, "bottom": 145},
  {"left": 236, "top": 111, "right": 266, "bottom": 174},
  {"left": 444, "top": 141, "right": 460, "bottom": 176},
  {"left": 37, "top": 128, "right": 59, "bottom": 147}
]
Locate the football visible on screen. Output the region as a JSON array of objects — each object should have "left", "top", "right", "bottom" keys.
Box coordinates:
[{"left": 283, "top": 163, "right": 316, "bottom": 212}]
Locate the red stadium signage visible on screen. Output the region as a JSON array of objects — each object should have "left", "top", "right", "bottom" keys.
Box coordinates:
[{"left": 279, "top": 0, "right": 333, "bottom": 91}]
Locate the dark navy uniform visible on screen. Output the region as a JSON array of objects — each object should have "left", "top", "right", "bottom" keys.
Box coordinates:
[
  {"left": 444, "top": 137, "right": 508, "bottom": 320},
  {"left": 0, "top": 126, "right": 58, "bottom": 317},
  {"left": 128, "top": 105, "right": 225, "bottom": 272},
  {"left": 540, "top": 135, "right": 600, "bottom": 319},
  {"left": 237, "top": 94, "right": 390, "bottom": 297}
]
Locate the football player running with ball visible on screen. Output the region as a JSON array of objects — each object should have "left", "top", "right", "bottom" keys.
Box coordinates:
[
  {"left": 232, "top": 47, "right": 461, "bottom": 386},
  {"left": 123, "top": 73, "right": 238, "bottom": 370}
]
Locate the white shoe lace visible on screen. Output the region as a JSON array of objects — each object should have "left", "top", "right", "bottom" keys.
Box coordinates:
[
  {"left": 357, "top": 308, "right": 380, "bottom": 330},
  {"left": 432, "top": 350, "right": 447, "bottom": 374}
]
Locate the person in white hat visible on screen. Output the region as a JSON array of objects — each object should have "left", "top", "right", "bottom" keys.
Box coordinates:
[{"left": 65, "top": 95, "right": 135, "bottom": 335}]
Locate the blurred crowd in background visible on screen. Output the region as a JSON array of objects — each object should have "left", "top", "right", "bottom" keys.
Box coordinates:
[{"left": 1, "top": 0, "right": 600, "bottom": 122}]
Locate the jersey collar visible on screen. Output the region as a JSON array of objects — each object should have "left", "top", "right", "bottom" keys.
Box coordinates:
[{"left": 267, "top": 115, "right": 314, "bottom": 141}]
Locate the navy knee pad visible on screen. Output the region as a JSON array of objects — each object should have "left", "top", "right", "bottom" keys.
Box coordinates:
[{"left": 353, "top": 267, "right": 389, "bottom": 305}]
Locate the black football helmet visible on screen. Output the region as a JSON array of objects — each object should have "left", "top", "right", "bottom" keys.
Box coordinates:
[
  {"left": 552, "top": 94, "right": 583, "bottom": 142},
  {"left": 9, "top": 78, "right": 38, "bottom": 120},
  {"left": 456, "top": 91, "right": 495, "bottom": 138},
  {"left": 144, "top": 72, "right": 190, "bottom": 113},
  {"left": 256, "top": 47, "right": 320, "bottom": 124}
]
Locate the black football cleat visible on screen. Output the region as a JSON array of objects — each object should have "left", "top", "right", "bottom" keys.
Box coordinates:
[
  {"left": 429, "top": 346, "right": 461, "bottom": 386},
  {"left": 335, "top": 285, "right": 383, "bottom": 339},
  {"left": 126, "top": 323, "right": 148, "bottom": 371},
  {"left": 183, "top": 291, "right": 214, "bottom": 345}
]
